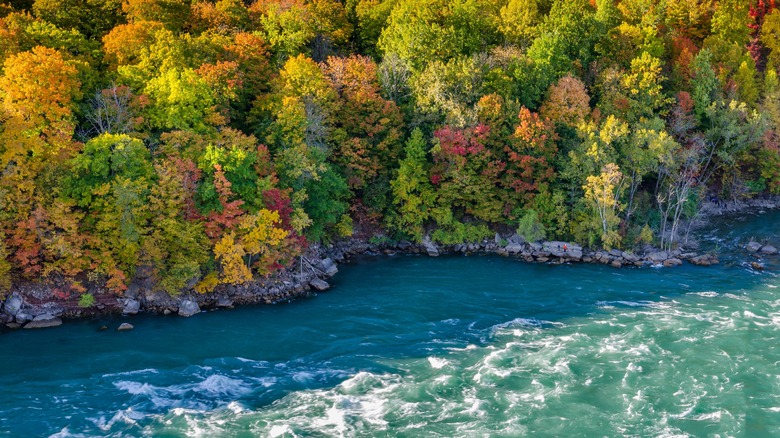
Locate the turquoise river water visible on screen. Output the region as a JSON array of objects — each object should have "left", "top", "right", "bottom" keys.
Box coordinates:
[{"left": 2, "top": 211, "right": 780, "bottom": 437}]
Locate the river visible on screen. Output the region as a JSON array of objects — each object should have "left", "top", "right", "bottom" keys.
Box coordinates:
[{"left": 1, "top": 210, "right": 779, "bottom": 437}]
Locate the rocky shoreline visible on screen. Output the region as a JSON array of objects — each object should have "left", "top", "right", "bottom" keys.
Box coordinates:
[{"left": 2, "top": 196, "right": 779, "bottom": 330}]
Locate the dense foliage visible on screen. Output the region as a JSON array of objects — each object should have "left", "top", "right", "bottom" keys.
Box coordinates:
[{"left": 0, "top": 0, "right": 778, "bottom": 297}]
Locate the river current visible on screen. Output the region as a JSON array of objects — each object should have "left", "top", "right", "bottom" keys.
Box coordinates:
[{"left": 1, "top": 211, "right": 780, "bottom": 437}]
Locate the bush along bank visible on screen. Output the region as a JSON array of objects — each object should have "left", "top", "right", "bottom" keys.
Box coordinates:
[{"left": 9, "top": 204, "right": 780, "bottom": 330}]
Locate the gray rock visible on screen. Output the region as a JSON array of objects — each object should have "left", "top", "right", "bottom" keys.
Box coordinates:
[
  {"left": 610, "top": 260, "right": 623, "bottom": 268},
  {"left": 505, "top": 243, "right": 524, "bottom": 254},
  {"left": 317, "top": 258, "right": 339, "bottom": 277},
  {"left": 178, "top": 300, "right": 201, "bottom": 317},
  {"left": 117, "top": 323, "right": 134, "bottom": 331},
  {"left": 5, "top": 322, "right": 21, "bottom": 329},
  {"left": 760, "top": 245, "right": 778, "bottom": 255},
  {"left": 310, "top": 278, "right": 330, "bottom": 291},
  {"left": 621, "top": 252, "right": 639, "bottom": 263},
  {"left": 24, "top": 317, "right": 63, "bottom": 329},
  {"left": 217, "top": 296, "right": 234, "bottom": 308},
  {"left": 123, "top": 299, "right": 140, "bottom": 315},
  {"left": 544, "top": 241, "right": 581, "bottom": 258},
  {"left": 14, "top": 312, "right": 31, "bottom": 324},
  {"left": 508, "top": 233, "right": 524, "bottom": 244},
  {"left": 746, "top": 241, "right": 762, "bottom": 252},
  {"left": 423, "top": 237, "right": 439, "bottom": 257},
  {"left": 3, "top": 295, "right": 22, "bottom": 316},
  {"left": 646, "top": 251, "right": 669, "bottom": 263}
]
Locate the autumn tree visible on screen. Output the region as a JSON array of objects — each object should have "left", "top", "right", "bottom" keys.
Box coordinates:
[
  {"left": 583, "top": 163, "right": 624, "bottom": 249},
  {"left": 539, "top": 75, "right": 591, "bottom": 127},
  {"left": 502, "top": 107, "right": 558, "bottom": 211},
  {"left": 32, "top": 0, "right": 124, "bottom": 38}
]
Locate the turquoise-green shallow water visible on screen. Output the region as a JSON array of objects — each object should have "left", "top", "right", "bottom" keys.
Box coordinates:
[{"left": 2, "top": 212, "right": 780, "bottom": 437}]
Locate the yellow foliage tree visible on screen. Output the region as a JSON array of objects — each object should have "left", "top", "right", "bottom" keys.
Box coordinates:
[
  {"left": 213, "top": 208, "right": 289, "bottom": 284},
  {"left": 583, "top": 163, "right": 624, "bottom": 249}
]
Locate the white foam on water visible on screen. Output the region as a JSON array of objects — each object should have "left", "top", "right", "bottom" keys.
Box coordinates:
[
  {"left": 427, "top": 356, "right": 449, "bottom": 369},
  {"left": 48, "top": 427, "right": 89, "bottom": 438},
  {"left": 102, "top": 368, "right": 160, "bottom": 378},
  {"left": 691, "top": 411, "right": 722, "bottom": 421},
  {"left": 93, "top": 407, "right": 146, "bottom": 431},
  {"left": 269, "top": 424, "right": 297, "bottom": 437},
  {"left": 688, "top": 291, "right": 718, "bottom": 298},
  {"left": 194, "top": 375, "right": 251, "bottom": 397},
  {"left": 114, "top": 381, "right": 157, "bottom": 396},
  {"left": 313, "top": 405, "right": 347, "bottom": 436}
]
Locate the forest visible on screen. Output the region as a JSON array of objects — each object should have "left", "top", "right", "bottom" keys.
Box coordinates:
[{"left": 0, "top": 0, "right": 778, "bottom": 300}]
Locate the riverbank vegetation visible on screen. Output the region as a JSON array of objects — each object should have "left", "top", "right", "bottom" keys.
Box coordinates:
[{"left": 0, "top": 0, "right": 779, "bottom": 297}]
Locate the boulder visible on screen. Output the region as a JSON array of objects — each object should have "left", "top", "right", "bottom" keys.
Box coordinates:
[
  {"left": 505, "top": 243, "right": 524, "bottom": 254},
  {"left": 122, "top": 299, "right": 140, "bottom": 315},
  {"left": 24, "top": 316, "right": 63, "bottom": 329},
  {"left": 5, "top": 322, "right": 21, "bottom": 329},
  {"left": 508, "top": 233, "right": 524, "bottom": 244},
  {"left": 690, "top": 254, "right": 719, "bottom": 266},
  {"left": 216, "top": 296, "right": 234, "bottom": 308},
  {"left": 646, "top": 251, "right": 669, "bottom": 263},
  {"left": 423, "top": 238, "right": 440, "bottom": 257},
  {"left": 14, "top": 312, "right": 31, "bottom": 324},
  {"left": 610, "top": 260, "right": 623, "bottom": 268},
  {"left": 751, "top": 261, "right": 765, "bottom": 271},
  {"left": 565, "top": 248, "right": 583, "bottom": 260},
  {"left": 317, "top": 258, "right": 339, "bottom": 277},
  {"left": 3, "top": 294, "right": 22, "bottom": 316},
  {"left": 621, "top": 252, "right": 639, "bottom": 263},
  {"left": 760, "top": 245, "right": 778, "bottom": 255},
  {"left": 178, "top": 300, "right": 201, "bottom": 317},
  {"left": 746, "top": 241, "right": 762, "bottom": 253},
  {"left": 663, "top": 258, "right": 683, "bottom": 267},
  {"left": 310, "top": 278, "right": 330, "bottom": 291},
  {"left": 117, "top": 323, "right": 134, "bottom": 331}
]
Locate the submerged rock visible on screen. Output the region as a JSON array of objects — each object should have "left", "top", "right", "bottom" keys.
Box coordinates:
[
  {"left": 117, "top": 323, "right": 134, "bottom": 331},
  {"left": 760, "top": 245, "right": 778, "bottom": 255},
  {"left": 690, "top": 254, "right": 719, "bottom": 266},
  {"left": 24, "top": 316, "right": 62, "bottom": 329},
  {"left": 746, "top": 241, "right": 762, "bottom": 253},
  {"left": 310, "top": 278, "right": 330, "bottom": 291},
  {"left": 178, "top": 300, "right": 201, "bottom": 317}
]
